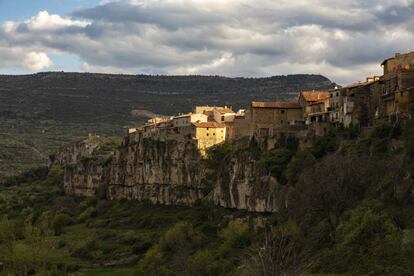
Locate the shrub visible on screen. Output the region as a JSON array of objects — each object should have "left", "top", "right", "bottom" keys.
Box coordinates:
[
  {"left": 219, "top": 221, "right": 250, "bottom": 249},
  {"left": 52, "top": 213, "right": 74, "bottom": 235},
  {"left": 314, "top": 200, "right": 401, "bottom": 274},
  {"left": 285, "top": 150, "right": 316, "bottom": 184},
  {"left": 78, "top": 207, "right": 97, "bottom": 223},
  {"left": 189, "top": 250, "right": 215, "bottom": 275},
  {"left": 135, "top": 246, "right": 173, "bottom": 276},
  {"left": 402, "top": 117, "right": 414, "bottom": 157},
  {"left": 259, "top": 148, "right": 293, "bottom": 185},
  {"left": 205, "top": 142, "right": 233, "bottom": 168},
  {"left": 310, "top": 132, "right": 337, "bottom": 158},
  {"left": 45, "top": 166, "right": 64, "bottom": 186}
]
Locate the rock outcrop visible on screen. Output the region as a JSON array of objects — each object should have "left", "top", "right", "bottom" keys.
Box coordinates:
[{"left": 58, "top": 134, "right": 284, "bottom": 213}]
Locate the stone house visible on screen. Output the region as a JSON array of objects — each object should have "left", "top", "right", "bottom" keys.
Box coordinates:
[
  {"left": 213, "top": 107, "right": 236, "bottom": 123},
  {"left": 298, "top": 91, "right": 330, "bottom": 119},
  {"left": 191, "top": 121, "right": 226, "bottom": 155},
  {"left": 250, "top": 101, "right": 303, "bottom": 137},
  {"left": 224, "top": 110, "right": 251, "bottom": 141},
  {"left": 382, "top": 52, "right": 414, "bottom": 75},
  {"left": 379, "top": 69, "right": 414, "bottom": 120},
  {"left": 328, "top": 79, "right": 378, "bottom": 128}
]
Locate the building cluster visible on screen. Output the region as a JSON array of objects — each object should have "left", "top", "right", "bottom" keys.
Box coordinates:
[{"left": 129, "top": 52, "right": 414, "bottom": 154}]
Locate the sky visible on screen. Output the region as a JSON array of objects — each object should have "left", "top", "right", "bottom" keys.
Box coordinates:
[{"left": 1, "top": 0, "right": 414, "bottom": 84}]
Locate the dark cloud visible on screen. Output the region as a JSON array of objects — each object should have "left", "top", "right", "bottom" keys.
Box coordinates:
[{"left": 72, "top": 1, "right": 225, "bottom": 30}]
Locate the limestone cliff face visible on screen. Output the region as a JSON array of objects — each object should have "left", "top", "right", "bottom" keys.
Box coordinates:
[
  {"left": 58, "top": 135, "right": 283, "bottom": 213},
  {"left": 107, "top": 136, "right": 209, "bottom": 206},
  {"left": 64, "top": 159, "right": 107, "bottom": 197}
]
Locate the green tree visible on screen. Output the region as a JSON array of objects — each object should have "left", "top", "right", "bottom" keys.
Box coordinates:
[
  {"left": 285, "top": 150, "right": 316, "bottom": 184},
  {"left": 259, "top": 148, "right": 293, "bottom": 185},
  {"left": 0, "top": 215, "right": 55, "bottom": 275}
]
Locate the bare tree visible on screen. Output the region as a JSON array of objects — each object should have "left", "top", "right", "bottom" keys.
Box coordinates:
[{"left": 240, "top": 225, "right": 309, "bottom": 276}]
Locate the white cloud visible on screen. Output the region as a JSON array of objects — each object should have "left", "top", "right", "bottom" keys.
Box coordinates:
[
  {"left": 23, "top": 52, "right": 54, "bottom": 71},
  {"left": 27, "top": 11, "right": 89, "bottom": 31},
  {"left": 0, "top": 0, "right": 414, "bottom": 84}
]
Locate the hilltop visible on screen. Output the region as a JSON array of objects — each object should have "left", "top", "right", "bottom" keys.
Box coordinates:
[{"left": 0, "top": 72, "right": 334, "bottom": 179}]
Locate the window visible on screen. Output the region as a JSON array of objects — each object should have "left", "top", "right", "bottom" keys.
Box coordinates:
[
  {"left": 336, "top": 92, "right": 339, "bottom": 97},
  {"left": 213, "top": 133, "right": 216, "bottom": 136},
  {"left": 281, "top": 120, "right": 284, "bottom": 124},
  {"left": 206, "top": 133, "right": 209, "bottom": 136},
  {"left": 221, "top": 115, "right": 225, "bottom": 121},
  {"left": 280, "top": 110, "right": 285, "bottom": 114}
]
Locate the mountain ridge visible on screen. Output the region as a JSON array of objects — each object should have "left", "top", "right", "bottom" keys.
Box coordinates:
[{"left": 0, "top": 72, "right": 335, "bottom": 179}]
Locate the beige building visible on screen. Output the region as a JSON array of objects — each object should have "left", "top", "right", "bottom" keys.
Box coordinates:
[
  {"left": 298, "top": 91, "right": 330, "bottom": 119},
  {"left": 172, "top": 113, "right": 208, "bottom": 127},
  {"left": 192, "top": 122, "right": 226, "bottom": 155},
  {"left": 213, "top": 107, "right": 236, "bottom": 123}
]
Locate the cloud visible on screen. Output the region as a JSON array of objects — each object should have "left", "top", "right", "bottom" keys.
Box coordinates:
[
  {"left": 23, "top": 52, "right": 54, "bottom": 71},
  {"left": 26, "top": 11, "right": 89, "bottom": 31},
  {"left": 1, "top": 1, "right": 414, "bottom": 84}
]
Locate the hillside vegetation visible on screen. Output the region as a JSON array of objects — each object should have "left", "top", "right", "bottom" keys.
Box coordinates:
[
  {"left": 0, "top": 72, "right": 334, "bottom": 179},
  {"left": 1, "top": 113, "right": 414, "bottom": 275}
]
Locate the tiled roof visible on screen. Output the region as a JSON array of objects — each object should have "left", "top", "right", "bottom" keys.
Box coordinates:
[
  {"left": 300, "top": 91, "right": 329, "bottom": 102},
  {"left": 251, "top": 101, "right": 301, "bottom": 109},
  {"left": 192, "top": 122, "right": 226, "bottom": 128}
]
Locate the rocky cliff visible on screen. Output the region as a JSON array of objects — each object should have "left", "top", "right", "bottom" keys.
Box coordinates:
[{"left": 59, "top": 134, "right": 284, "bottom": 213}]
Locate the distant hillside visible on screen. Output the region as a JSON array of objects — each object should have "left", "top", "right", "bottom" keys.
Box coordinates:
[{"left": 0, "top": 72, "right": 335, "bottom": 179}]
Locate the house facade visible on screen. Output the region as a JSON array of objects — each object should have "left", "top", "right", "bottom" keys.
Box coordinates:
[
  {"left": 250, "top": 101, "right": 303, "bottom": 137},
  {"left": 192, "top": 122, "right": 226, "bottom": 155}
]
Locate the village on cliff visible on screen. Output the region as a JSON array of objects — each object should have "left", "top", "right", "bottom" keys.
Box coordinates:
[{"left": 128, "top": 52, "right": 414, "bottom": 154}]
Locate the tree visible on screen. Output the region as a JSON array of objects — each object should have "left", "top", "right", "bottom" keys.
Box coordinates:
[
  {"left": 0, "top": 215, "right": 55, "bottom": 275},
  {"left": 259, "top": 148, "right": 293, "bottom": 185},
  {"left": 241, "top": 222, "right": 306, "bottom": 276}
]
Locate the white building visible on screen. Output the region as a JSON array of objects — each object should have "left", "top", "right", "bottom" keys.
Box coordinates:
[{"left": 172, "top": 113, "right": 208, "bottom": 127}]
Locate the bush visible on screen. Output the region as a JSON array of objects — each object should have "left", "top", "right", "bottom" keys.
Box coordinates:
[
  {"left": 277, "top": 134, "right": 299, "bottom": 152},
  {"left": 311, "top": 132, "right": 337, "bottom": 158},
  {"left": 45, "top": 166, "right": 64, "bottom": 186},
  {"left": 219, "top": 221, "right": 250, "bottom": 249},
  {"left": 135, "top": 246, "right": 173, "bottom": 276},
  {"left": 205, "top": 142, "right": 233, "bottom": 168},
  {"left": 189, "top": 250, "right": 215, "bottom": 275},
  {"left": 52, "top": 213, "right": 74, "bottom": 235},
  {"left": 285, "top": 150, "right": 316, "bottom": 184},
  {"left": 314, "top": 200, "right": 402, "bottom": 274},
  {"left": 259, "top": 148, "right": 293, "bottom": 185},
  {"left": 402, "top": 117, "right": 414, "bottom": 157},
  {"left": 78, "top": 207, "right": 97, "bottom": 223}
]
